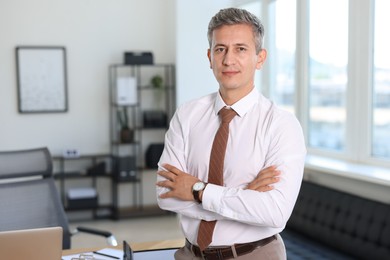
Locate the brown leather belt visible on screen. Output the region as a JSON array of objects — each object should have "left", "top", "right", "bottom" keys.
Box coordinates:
[{"left": 185, "top": 235, "right": 276, "bottom": 259}]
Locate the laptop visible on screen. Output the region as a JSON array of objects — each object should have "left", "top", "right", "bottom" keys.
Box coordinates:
[{"left": 0, "top": 226, "right": 63, "bottom": 260}]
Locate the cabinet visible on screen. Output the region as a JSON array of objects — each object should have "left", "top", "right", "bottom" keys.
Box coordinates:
[
  {"left": 53, "top": 154, "right": 113, "bottom": 219},
  {"left": 109, "top": 63, "right": 175, "bottom": 219}
]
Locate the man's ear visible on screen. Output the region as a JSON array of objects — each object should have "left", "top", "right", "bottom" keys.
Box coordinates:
[
  {"left": 256, "top": 49, "right": 267, "bottom": 70},
  {"left": 207, "top": 49, "right": 212, "bottom": 69}
]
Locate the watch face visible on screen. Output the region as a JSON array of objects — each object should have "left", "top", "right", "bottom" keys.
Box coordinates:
[{"left": 193, "top": 182, "right": 205, "bottom": 191}]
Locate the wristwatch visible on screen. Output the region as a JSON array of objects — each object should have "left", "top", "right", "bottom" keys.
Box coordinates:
[{"left": 192, "top": 181, "right": 206, "bottom": 203}]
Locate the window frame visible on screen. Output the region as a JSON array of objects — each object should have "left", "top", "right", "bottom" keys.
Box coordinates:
[{"left": 234, "top": 0, "right": 390, "bottom": 168}]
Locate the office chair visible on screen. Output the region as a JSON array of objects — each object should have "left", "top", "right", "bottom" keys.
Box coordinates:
[{"left": 0, "top": 147, "right": 117, "bottom": 249}]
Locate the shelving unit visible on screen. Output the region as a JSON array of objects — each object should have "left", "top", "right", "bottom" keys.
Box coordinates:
[
  {"left": 50, "top": 64, "right": 175, "bottom": 220},
  {"left": 53, "top": 154, "right": 113, "bottom": 219},
  {"left": 109, "top": 63, "right": 175, "bottom": 219}
]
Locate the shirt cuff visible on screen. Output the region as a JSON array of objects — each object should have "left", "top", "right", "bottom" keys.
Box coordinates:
[{"left": 202, "top": 183, "right": 224, "bottom": 213}]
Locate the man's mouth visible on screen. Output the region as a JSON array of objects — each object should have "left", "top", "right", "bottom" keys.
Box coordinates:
[{"left": 222, "top": 71, "right": 239, "bottom": 76}]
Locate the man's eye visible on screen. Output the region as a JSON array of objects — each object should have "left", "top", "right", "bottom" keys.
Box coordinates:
[
  {"left": 238, "top": 47, "right": 246, "bottom": 52},
  {"left": 215, "top": 48, "right": 225, "bottom": 53}
]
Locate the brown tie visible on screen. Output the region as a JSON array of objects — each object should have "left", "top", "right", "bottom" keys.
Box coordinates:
[{"left": 197, "top": 107, "right": 237, "bottom": 251}]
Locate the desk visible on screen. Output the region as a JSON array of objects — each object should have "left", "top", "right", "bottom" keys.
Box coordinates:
[{"left": 63, "top": 238, "right": 185, "bottom": 256}]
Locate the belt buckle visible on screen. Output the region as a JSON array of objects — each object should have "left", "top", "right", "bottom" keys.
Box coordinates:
[
  {"left": 200, "top": 249, "right": 206, "bottom": 260},
  {"left": 206, "top": 246, "right": 237, "bottom": 260}
]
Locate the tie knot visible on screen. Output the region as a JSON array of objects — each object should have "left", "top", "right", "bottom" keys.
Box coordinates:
[{"left": 219, "top": 107, "right": 237, "bottom": 124}]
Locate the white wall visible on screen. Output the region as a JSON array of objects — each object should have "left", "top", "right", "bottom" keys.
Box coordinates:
[
  {"left": 0, "top": 0, "right": 237, "bottom": 154},
  {"left": 0, "top": 0, "right": 175, "bottom": 155},
  {"left": 175, "top": 0, "right": 233, "bottom": 106}
]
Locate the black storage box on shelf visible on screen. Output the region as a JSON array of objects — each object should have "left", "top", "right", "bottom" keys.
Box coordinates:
[
  {"left": 124, "top": 52, "right": 153, "bottom": 65},
  {"left": 143, "top": 110, "right": 167, "bottom": 128},
  {"left": 145, "top": 143, "right": 164, "bottom": 169},
  {"left": 86, "top": 161, "right": 106, "bottom": 176},
  {"left": 66, "top": 187, "right": 98, "bottom": 210},
  {"left": 112, "top": 156, "right": 137, "bottom": 182}
]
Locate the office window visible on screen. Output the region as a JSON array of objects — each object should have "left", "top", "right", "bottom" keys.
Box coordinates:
[
  {"left": 372, "top": 0, "right": 390, "bottom": 159},
  {"left": 231, "top": 0, "right": 390, "bottom": 168},
  {"left": 308, "top": 0, "right": 348, "bottom": 151},
  {"left": 268, "top": 0, "right": 296, "bottom": 114}
]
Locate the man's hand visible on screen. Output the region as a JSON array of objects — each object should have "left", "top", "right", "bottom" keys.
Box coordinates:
[
  {"left": 156, "top": 164, "right": 200, "bottom": 201},
  {"left": 245, "top": 166, "right": 280, "bottom": 192}
]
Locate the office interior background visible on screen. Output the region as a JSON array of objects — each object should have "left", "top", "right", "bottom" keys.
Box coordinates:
[{"left": 1, "top": 0, "right": 389, "bottom": 249}]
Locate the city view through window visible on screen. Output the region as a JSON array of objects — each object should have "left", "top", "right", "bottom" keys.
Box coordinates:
[
  {"left": 243, "top": 0, "right": 390, "bottom": 160},
  {"left": 372, "top": 0, "right": 390, "bottom": 159},
  {"left": 308, "top": 0, "right": 348, "bottom": 152}
]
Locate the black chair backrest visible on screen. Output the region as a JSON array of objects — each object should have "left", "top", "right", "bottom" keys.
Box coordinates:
[
  {"left": 0, "top": 147, "right": 52, "bottom": 179},
  {"left": 0, "top": 147, "right": 71, "bottom": 249}
]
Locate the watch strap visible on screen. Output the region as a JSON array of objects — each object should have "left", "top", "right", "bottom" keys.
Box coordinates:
[
  {"left": 193, "top": 189, "right": 202, "bottom": 203},
  {"left": 192, "top": 183, "right": 207, "bottom": 203}
]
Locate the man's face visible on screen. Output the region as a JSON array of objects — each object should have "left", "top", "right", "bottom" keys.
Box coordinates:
[{"left": 208, "top": 24, "right": 266, "bottom": 95}]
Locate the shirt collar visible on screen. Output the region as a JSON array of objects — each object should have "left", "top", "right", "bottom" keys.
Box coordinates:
[{"left": 214, "top": 87, "right": 259, "bottom": 117}]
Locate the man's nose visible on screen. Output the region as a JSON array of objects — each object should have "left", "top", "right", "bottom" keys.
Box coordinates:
[{"left": 223, "top": 50, "right": 236, "bottom": 65}]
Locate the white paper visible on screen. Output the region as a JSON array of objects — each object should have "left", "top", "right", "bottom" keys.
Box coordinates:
[
  {"left": 67, "top": 187, "right": 97, "bottom": 199},
  {"left": 62, "top": 248, "right": 122, "bottom": 260},
  {"left": 62, "top": 247, "right": 177, "bottom": 260},
  {"left": 116, "top": 77, "right": 137, "bottom": 105}
]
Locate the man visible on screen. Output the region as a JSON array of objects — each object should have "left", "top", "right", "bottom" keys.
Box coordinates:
[{"left": 156, "top": 7, "right": 306, "bottom": 259}]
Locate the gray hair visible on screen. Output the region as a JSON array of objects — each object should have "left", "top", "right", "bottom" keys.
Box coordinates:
[{"left": 207, "top": 8, "right": 265, "bottom": 53}]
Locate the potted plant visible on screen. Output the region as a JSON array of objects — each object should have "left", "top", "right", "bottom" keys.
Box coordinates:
[
  {"left": 151, "top": 75, "right": 163, "bottom": 89},
  {"left": 117, "top": 107, "right": 134, "bottom": 143},
  {"left": 150, "top": 75, "right": 164, "bottom": 109}
]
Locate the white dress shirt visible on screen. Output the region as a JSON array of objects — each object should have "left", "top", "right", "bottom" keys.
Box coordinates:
[{"left": 157, "top": 87, "right": 306, "bottom": 246}]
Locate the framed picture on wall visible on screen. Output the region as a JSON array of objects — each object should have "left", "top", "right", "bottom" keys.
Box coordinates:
[{"left": 15, "top": 46, "right": 68, "bottom": 113}]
